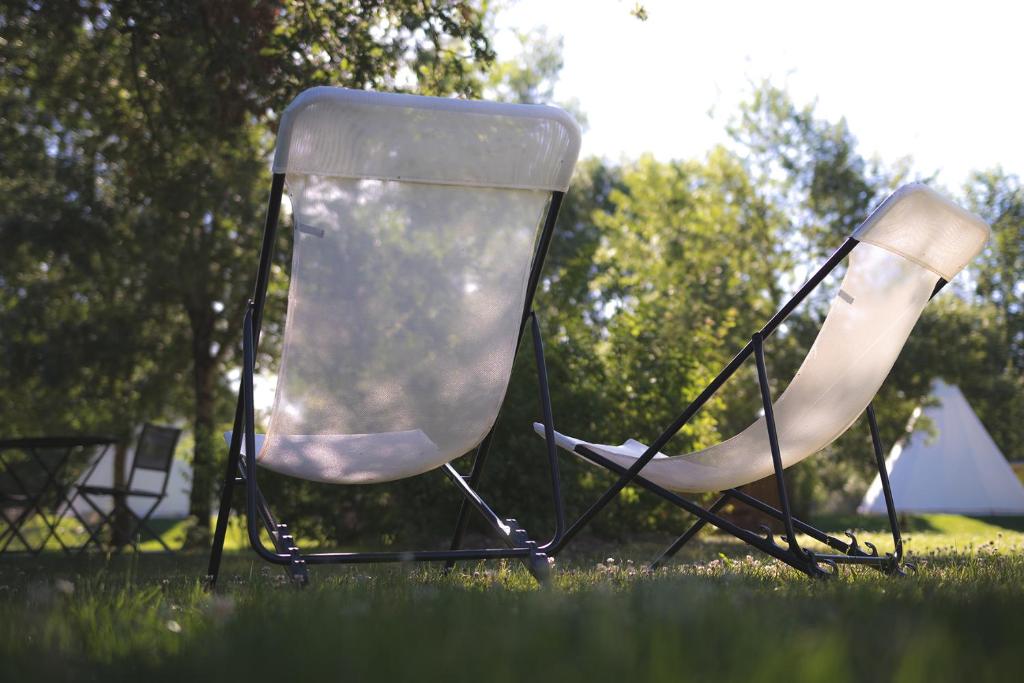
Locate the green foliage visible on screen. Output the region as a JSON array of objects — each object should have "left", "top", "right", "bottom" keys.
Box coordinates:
[
  {"left": 484, "top": 27, "right": 562, "bottom": 104},
  {"left": 590, "top": 150, "right": 784, "bottom": 446},
  {"left": 0, "top": 1, "right": 496, "bottom": 534},
  {"left": 3, "top": 8, "right": 1022, "bottom": 552},
  {"left": 965, "top": 169, "right": 1024, "bottom": 375},
  {"left": 0, "top": 7, "right": 188, "bottom": 443},
  {"left": 482, "top": 26, "right": 586, "bottom": 126},
  {"left": 728, "top": 81, "right": 910, "bottom": 259}
]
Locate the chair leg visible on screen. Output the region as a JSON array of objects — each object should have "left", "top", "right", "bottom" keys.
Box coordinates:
[
  {"left": 441, "top": 463, "right": 551, "bottom": 584},
  {"left": 77, "top": 492, "right": 116, "bottom": 554},
  {"left": 0, "top": 460, "right": 52, "bottom": 554},
  {"left": 31, "top": 506, "right": 73, "bottom": 555},
  {"left": 237, "top": 305, "right": 309, "bottom": 588},
  {"left": 648, "top": 405, "right": 909, "bottom": 576},
  {"left": 723, "top": 486, "right": 897, "bottom": 573},
  {"left": 206, "top": 433, "right": 244, "bottom": 589},
  {"left": 447, "top": 310, "right": 565, "bottom": 577},
  {"left": 0, "top": 505, "right": 38, "bottom": 554},
  {"left": 866, "top": 404, "right": 909, "bottom": 572},
  {"left": 271, "top": 519, "right": 309, "bottom": 586},
  {"left": 577, "top": 445, "right": 835, "bottom": 577},
  {"left": 751, "top": 333, "right": 804, "bottom": 558},
  {"left": 124, "top": 499, "right": 173, "bottom": 553},
  {"left": 649, "top": 493, "right": 732, "bottom": 570},
  {"left": 720, "top": 408, "right": 909, "bottom": 575},
  {"left": 242, "top": 471, "right": 309, "bottom": 586},
  {"left": 444, "top": 431, "right": 495, "bottom": 571},
  {"left": 506, "top": 519, "right": 550, "bottom": 583},
  {"left": 528, "top": 310, "right": 566, "bottom": 548}
]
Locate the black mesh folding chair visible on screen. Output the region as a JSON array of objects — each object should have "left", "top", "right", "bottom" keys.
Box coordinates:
[{"left": 77, "top": 424, "right": 182, "bottom": 552}]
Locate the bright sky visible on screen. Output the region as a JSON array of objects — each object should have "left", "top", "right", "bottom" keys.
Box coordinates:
[{"left": 495, "top": 0, "right": 1024, "bottom": 189}]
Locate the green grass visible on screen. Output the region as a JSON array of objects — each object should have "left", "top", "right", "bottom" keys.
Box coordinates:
[{"left": 1, "top": 515, "right": 1023, "bottom": 682}]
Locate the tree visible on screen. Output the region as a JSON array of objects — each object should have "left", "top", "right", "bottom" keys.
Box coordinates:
[
  {"left": 728, "top": 83, "right": 1024, "bottom": 510},
  {"left": 478, "top": 149, "right": 789, "bottom": 540},
  {"left": 570, "top": 150, "right": 790, "bottom": 531},
  {"left": 0, "top": 14, "right": 191, "bottom": 541},
  {"left": 960, "top": 170, "right": 1024, "bottom": 460},
  {"left": 481, "top": 26, "right": 586, "bottom": 126},
  {"left": 728, "top": 82, "right": 910, "bottom": 262},
  {"left": 1, "top": 0, "right": 495, "bottom": 543},
  {"left": 965, "top": 170, "right": 1024, "bottom": 375}
]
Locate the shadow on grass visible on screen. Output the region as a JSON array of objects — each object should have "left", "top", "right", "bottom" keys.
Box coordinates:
[
  {"left": 813, "top": 513, "right": 940, "bottom": 533},
  {"left": 954, "top": 516, "right": 1024, "bottom": 532},
  {"left": 805, "top": 513, "right": 1024, "bottom": 535}
]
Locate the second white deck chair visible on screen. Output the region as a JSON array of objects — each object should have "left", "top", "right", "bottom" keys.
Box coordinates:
[
  {"left": 534, "top": 184, "right": 989, "bottom": 576},
  {"left": 206, "top": 87, "right": 581, "bottom": 586}
]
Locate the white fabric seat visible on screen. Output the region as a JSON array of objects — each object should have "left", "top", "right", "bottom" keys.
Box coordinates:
[
  {"left": 258, "top": 87, "right": 580, "bottom": 484},
  {"left": 535, "top": 184, "right": 989, "bottom": 493}
]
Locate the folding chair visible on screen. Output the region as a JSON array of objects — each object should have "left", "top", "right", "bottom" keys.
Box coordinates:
[
  {"left": 77, "top": 424, "right": 182, "bottom": 552},
  {"left": 0, "top": 437, "right": 112, "bottom": 554},
  {"left": 206, "top": 87, "right": 581, "bottom": 587},
  {"left": 534, "top": 184, "right": 990, "bottom": 577}
]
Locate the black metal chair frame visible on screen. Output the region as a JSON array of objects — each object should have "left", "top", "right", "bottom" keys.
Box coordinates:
[
  {"left": 76, "top": 424, "right": 181, "bottom": 553},
  {"left": 208, "top": 176, "right": 926, "bottom": 586},
  {"left": 206, "top": 174, "right": 569, "bottom": 587},
  {"left": 0, "top": 437, "right": 113, "bottom": 555},
  {"left": 529, "top": 237, "right": 934, "bottom": 577}
]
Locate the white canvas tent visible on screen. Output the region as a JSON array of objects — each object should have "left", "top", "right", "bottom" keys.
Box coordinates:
[{"left": 859, "top": 380, "right": 1024, "bottom": 515}]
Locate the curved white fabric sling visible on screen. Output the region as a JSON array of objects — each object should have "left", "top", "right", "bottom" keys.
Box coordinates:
[
  {"left": 534, "top": 184, "right": 989, "bottom": 493},
  {"left": 251, "top": 87, "right": 581, "bottom": 484}
]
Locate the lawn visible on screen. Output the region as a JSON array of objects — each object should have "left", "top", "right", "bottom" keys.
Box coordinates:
[{"left": 1, "top": 514, "right": 1022, "bottom": 682}]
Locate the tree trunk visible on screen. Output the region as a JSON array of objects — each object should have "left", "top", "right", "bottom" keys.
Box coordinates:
[
  {"left": 186, "top": 342, "right": 217, "bottom": 547},
  {"left": 111, "top": 438, "right": 133, "bottom": 546}
]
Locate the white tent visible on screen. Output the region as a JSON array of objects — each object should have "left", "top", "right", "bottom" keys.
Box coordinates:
[{"left": 859, "top": 380, "right": 1024, "bottom": 515}]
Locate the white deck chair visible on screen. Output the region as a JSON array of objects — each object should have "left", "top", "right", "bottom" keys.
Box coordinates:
[
  {"left": 535, "top": 184, "right": 989, "bottom": 576},
  {"left": 206, "top": 87, "right": 580, "bottom": 586}
]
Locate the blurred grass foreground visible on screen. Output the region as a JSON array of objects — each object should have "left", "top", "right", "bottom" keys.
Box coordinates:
[{"left": 1, "top": 513, "right": 1022, "bottom": 682}]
